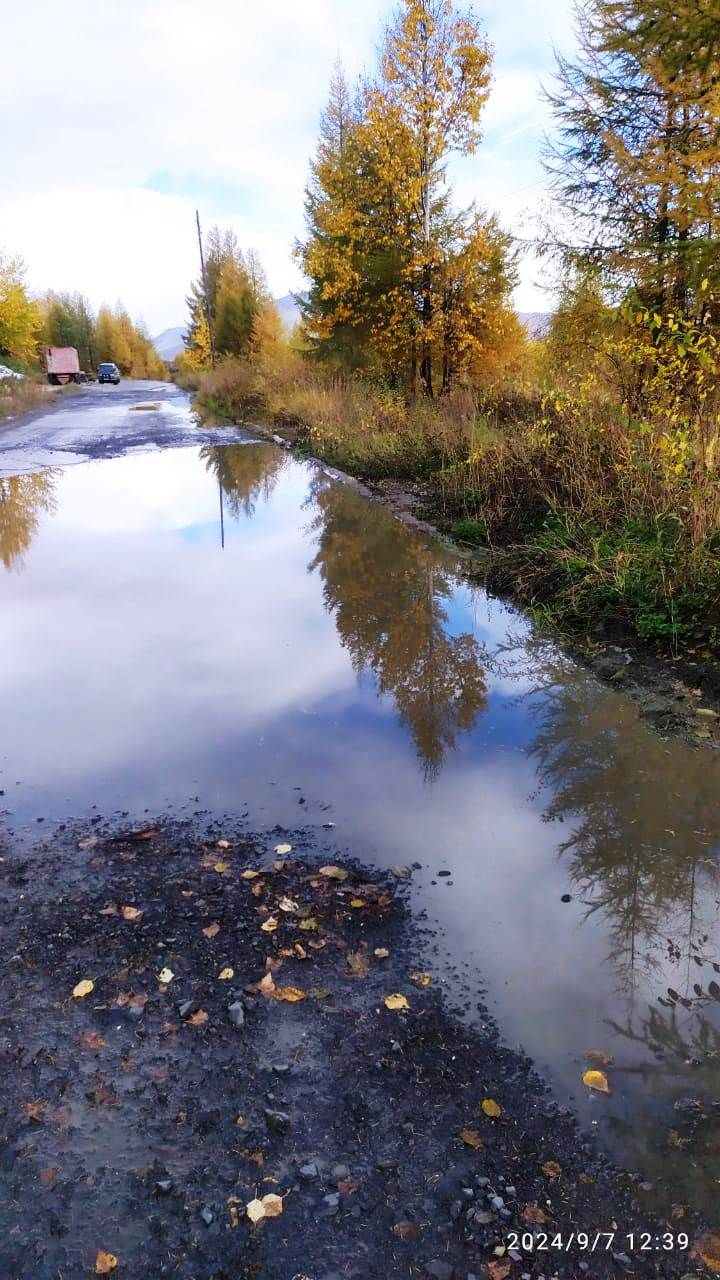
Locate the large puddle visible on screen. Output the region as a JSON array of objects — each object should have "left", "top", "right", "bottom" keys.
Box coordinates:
[{"left": 2, "top": 440, "right": 719, "bottom": 1214}]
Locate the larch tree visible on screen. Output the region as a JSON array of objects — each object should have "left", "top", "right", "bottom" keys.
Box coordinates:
[
  {"left": 364, "top": 0, "right": 493, "bottom": 395},
  {"left": 299, "top": 3, "right": 517, "bottom": 397},
  {"left": 545, "top": 0, "right": 720, "bottom": 316}
]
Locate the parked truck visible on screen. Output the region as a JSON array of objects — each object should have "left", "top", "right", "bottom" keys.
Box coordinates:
[{"left": 45, "top": 347, "right": 82, "bottom": 385}]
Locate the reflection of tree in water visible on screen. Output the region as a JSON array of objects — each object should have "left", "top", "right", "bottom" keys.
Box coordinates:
[
  {"left": 0, "top": 471, "right": 57, "bottom": 570},
  {"left": 201, "top": 444, "right": 286, "bottom": 519},
  {"left": 308, "top": 479, "right": 487, "bottom": 776},
  {"left": 529, "top": 670, "right": 720, "bottom": 990},
  {"left": 605, "top": 999, "right": 720, "bottom": 1215}
]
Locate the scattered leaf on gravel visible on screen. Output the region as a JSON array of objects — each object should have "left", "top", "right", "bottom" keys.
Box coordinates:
[
  {"left": 347, "top": 947, "right": 370, "bottom": 978},
  {"left": 693, "top": 1232, "right": 720, "bottom": 1273},
  {"left": 459, "top": 1128, "right": 484, "bottom": 1149},
  {"left": 278, "top": 896, "right": 299, "bottom": 912},
  {"left": 241, "top": 869, "right": 260, "bottom": 879},
  {"left": 187, "top": 1009, "right": 208, "bottom": 1027},
  {"left": 487, "top": 1262, "right": 511, "bottom": 1280},
  {"left": 275, "top": 986, "right": 307, "bottom": 1002},
  {"left": 274, "top": 843, "right": 292, "bottom": 855},
  {"left": 218, "top": 966, "right": 234, "bottom": 979},
  {"left": 258, "top": 972, "right": 276, "bottom": 997},
  {"left": 95, "top": 1251, "right": 118, "bottom": 1274},
  {"left": 374, "top": 947, "right": 390, "bottom": 959},
  {"left": 299, "top": 917, "right": 317, "bottom": 931},
  {"left": 214, "top": 861, "right": 230, "bottom": 874},
  {"left": 158, "top": 967, "right": 174, "bottom": 984},
  {"left": 542, "top": 1160, "right": 562, "bottom": 1178},
  {"left": 98, "top": 905, "right": 117, "bottom": 916},
  {"left": 522, "top": 1204, "right": 547, "bottom": 1224},
  {"left": 384, "top": 993, "right": 409, "bottom": 1011},
  {"left": 582, "top": 1068, "right": 610, "bottom": 1094},
  {"left": 25, "top": 1100, "right": 47, "bottom": 1121},
  {"left": 410, "top": 971, "right": 431, "bottom": 986},
  {"left": 392, "top": 1220, "right": 419, "bottom": 1240},
  {"left": 202, "top": 922, "right": 220, "bottom": 939},
  {"left": 80, "top": 1032, "right": 107, "bottom": 1049},
  {"left": 246, "top": 1192, "right": 283, "bottom": 1223},
  {"left": 319, "top": 865, "right": 349, "bottom": 881},
  {"left": 481, "top": 1098, "right": 502, "bottom": 1118},
  {"left": 216, "top": 839, "right": 230, "bottom": 849},
  {"left": 121, "top": 905, "right": 143, "bottom": 922},
  {"left": 114, "top": 825, "right": 158, "bottom": 842},
  {"left": 261, "top": 917, "right": 278, "bottom": 932},
  {"left": 72, "top": 979, "right": 94, "bottom": 999},
  {"left": 350, "top": 898, "right": 366, "bottom": 908}
]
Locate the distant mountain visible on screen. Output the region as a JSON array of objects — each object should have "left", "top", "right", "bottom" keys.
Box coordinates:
[
  {"left": 519, "top": 312, "right": 551, "bottom": 339},
  {"left": 275, "top": 293, "right": 304, "bottom": 331},
  {"left": 152, "top": 326, "right": 186, "bottom": 361}
]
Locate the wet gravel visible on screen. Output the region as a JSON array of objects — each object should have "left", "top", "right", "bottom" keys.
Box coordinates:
[{"left": 0, "top": 817, "right": 712, "bottom": 1278}]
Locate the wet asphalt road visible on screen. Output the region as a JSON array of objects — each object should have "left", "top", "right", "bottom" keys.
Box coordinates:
[{"left": 0, "top": 379, "right": 248, "bottom": 476}]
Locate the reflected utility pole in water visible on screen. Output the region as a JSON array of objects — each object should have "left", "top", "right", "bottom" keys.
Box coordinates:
[
  {"left": 219, "top": 472, "right": 225, "bottom": 550},
  {"left": 195, "top": 209, "right": 216, "bottom": 369}
]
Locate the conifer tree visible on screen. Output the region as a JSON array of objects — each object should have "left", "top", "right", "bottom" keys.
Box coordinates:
[{"left": 545, "top": 0, "right": 720, "bottom": 315}]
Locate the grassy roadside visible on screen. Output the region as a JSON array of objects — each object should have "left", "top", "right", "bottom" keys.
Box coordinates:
[
  {"left": 0, "top": 359, "right": 57, "bottom": 423},
  {"left": 184, "top": 352, "right": 720, "bottom": 663}
]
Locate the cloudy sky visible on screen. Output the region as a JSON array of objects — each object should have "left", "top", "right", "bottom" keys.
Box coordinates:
[{"left": 1, "top": 0, "right": 577, "bottom": 336}]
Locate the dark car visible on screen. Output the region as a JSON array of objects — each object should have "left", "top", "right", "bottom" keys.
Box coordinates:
[{"left": 97, "top": 362, "right": 120, "bottom": 385}]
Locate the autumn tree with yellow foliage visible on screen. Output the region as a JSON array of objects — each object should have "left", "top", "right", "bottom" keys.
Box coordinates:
[
  {"left": 0, "top": 253, "right": 40, "bottom": 364},
  {"left": 298, "top": 0, "right": 520, "bottom": 398}
]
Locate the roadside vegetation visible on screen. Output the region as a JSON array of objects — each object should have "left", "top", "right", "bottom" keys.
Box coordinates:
[
  {"left": 0, "top": 251, "right": 166, "bottom": 420},
  {"left": 182, "top": 0, "right": 720, "bottom": 657}
]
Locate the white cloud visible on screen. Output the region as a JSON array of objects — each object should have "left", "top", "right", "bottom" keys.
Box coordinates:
[{"left": 1, "top": 0, "right": 577, "bottom": 331}]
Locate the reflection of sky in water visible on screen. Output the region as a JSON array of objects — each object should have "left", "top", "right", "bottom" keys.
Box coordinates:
[{"left": 2, "top": 442, "right": 720, "bottom": 1212}]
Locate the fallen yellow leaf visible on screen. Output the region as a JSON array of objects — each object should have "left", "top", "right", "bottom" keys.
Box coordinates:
[
  {"left": 258, "top": 972, "right": 276, "bottom": 996},
  {"left": 202, "top": 922, "right": 220, "bottom": 939},
  {"left": 246, "top": 1192, "right": 284, "bottom": 1223},
  {"left": 278, "top": 896, "right": 298, "bottom": 912},
  {"left": 274, "top": 986, "right": 306, "bottom": 1002},
  {"left": 582, "top": 1069, "right": 610, "bottom": 1094},
  {"left": 384, "top": 993, "right": 409, "bottom": 1011},
  {"left": 319, "top": 865, "right": 349, "bottom": 881},
  {"left": 350, "top": 898, "right": 366, "bottom": 908},
  {"left": 213, "top": 861, "right": 229, "bottom": 873},
  {"left": 241, "top": 869, "right": 260, "bottom": 879},
  {"left": 158, "top": 967, "right": 174, "bottom": 984},
  {"left": 95, "top": 1251, "right": 118, "bottom": 1274},
  {"left": 187, "top": 1009, "right": 208, "bottom": 1026},
  {"left": 274, "top": 843, "right": 292, "bottom": 855},
  {"left": 542, "top": 1160, "right": 562, "bottom": 1179},
  {"left": 72, "top": 979, "right": 94, "bottom": 999},
  {"left": 459, "top": 1128, "right": 484, "bottom": 1149},
  {"left": 410, "top": 971, "right": 431, "bottom": 986},
  {"left": 481, "top": 1098, "right": 502, "bottom": 1118},
  {"left": 261, "top": 917, "right": 278, "bottom": 932},
  {"left": 299, "top": 917, "right": 318, "bottom": 931},
  {"left": 374, "top": 947, "right": 390, "bottom": 959},
  {"left": 218, "top": 966, "right": 234, "bottom": 980},
  {"left": 121, "top": 905, "right": 142, "bottom": 921},
  {"left": 216, "top": 839, "right": 230, "bottom": 849}
]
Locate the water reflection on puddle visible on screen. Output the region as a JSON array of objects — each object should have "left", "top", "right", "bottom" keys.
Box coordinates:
[{"left": 2, "top": 442, "right": 719, "bottom": 1212}]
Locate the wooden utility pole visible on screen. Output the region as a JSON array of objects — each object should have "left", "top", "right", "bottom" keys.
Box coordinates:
[{"left": 195, "top": 209, "right": 217, "bottom": 368}]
